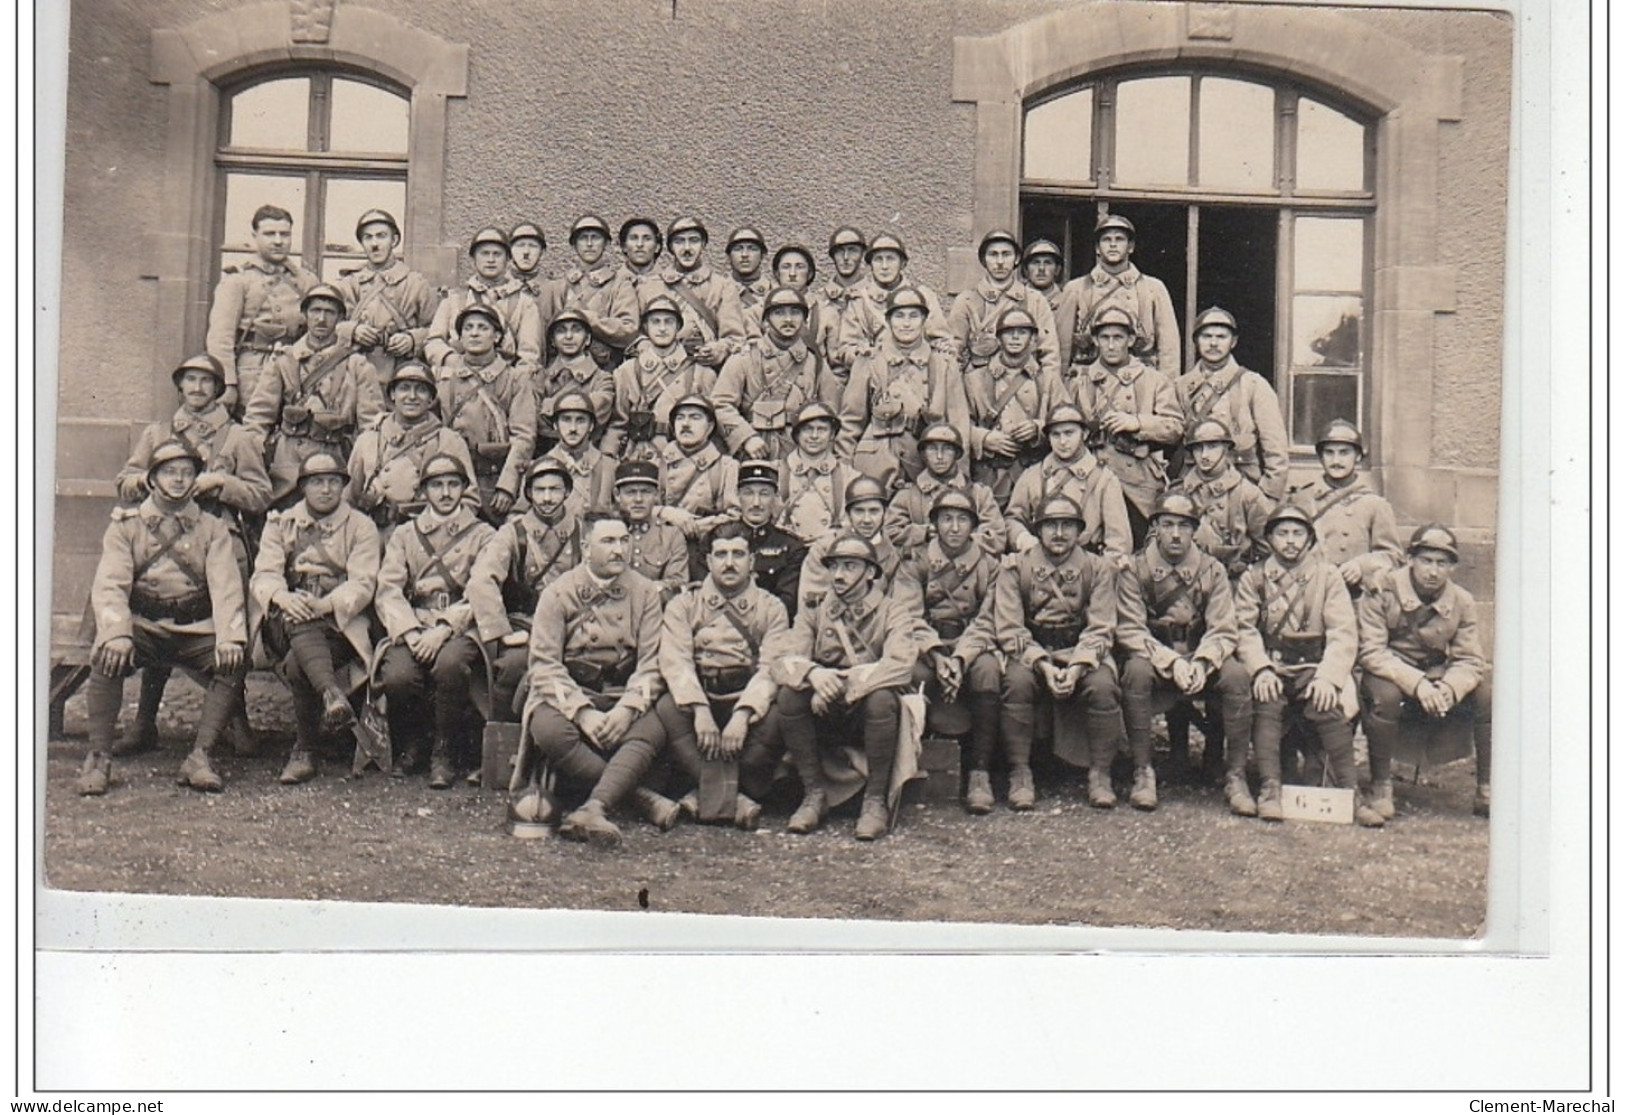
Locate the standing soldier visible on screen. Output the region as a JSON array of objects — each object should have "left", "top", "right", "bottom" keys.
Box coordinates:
[
  {"left": 778, "top": 402, "right": 852, "bottom": 546},
  {"left": 963, "top": 307, "right": 1052, "bottom": 507},
  {"left": 248, "top": 452, "right": 380, "bottom": 785},
  {"left": 346, "top": 362, "right": 476, "bottom": 535},
  {"left": 243, "top": 283, "right": 385, "bottom": 505},
  {"left": 638, "top": 216, "right": 748, "bottom": 370},
  {"left": 467, "top": 457, "right": 583, "bottom": 723},
  {"left": 334, "top": 208, "right": 438, "bottom": 389},
  {"left": 540, "top": 391, "right": 617, "bottom": 521},
  {"left": 1022, "top": 239, "right": 1065, "bottom": 318},
  {"left": 372, "top": 454, "right": 497, "bottom": 788},
  {"left": 809, "top": 226, "right": 870, "bottom": 400},
  {"left": 1005, "top": 404, "right": 1133, "bottom": 561},
  {"left": 772, "top": 534, "right": 917, "bottom": 841},
  {"left": 1177, "top": 419, "right": 1273, "bottom": 578},
  {"left": 425, "top": 227, "right": 546, "bottom": 378},
  {"left": 724, "top": 226, "right": 773, "bottom": 325},
  {"left": 521, "top": 511, "right": 675, "bottom": 845},
  {"left": 838, "top": 233, "right": 954, "bottom": 362},
  {"left": 713, "top": 286, "right": 827, "bottom": 461},
  {"left": 611, "top": 459, "right": 691, "bottom": 603},
  {"left": 734, "top": 460, "right": 807, "bottom": 621},
  {"left": 205, "top": 204, "right": 319, "bottom": 415},
  {"left": 882, "top": 423, "right": 1006, "bottom": 560},
  {"left": 1290, "top": 419, "right": 1404, "bottom": 595},
  {"left": 1176, "top": 307, "right": 1291, "bottom": 500},
  {"left": 977, "top": 495, "right": 1121, "bottom": 811},
  {"left": 1115, "top": 492, "right": 1252, "bottom": 811},
  {"left": 890, "top": 490, "right": 1006, "bottom": 814},
  {"left": 531, "top": 308, "right": 615, "bottom": 448},
  {"left": 434, "top": 303, "right": 537, "bottom": 520},
  {"left": 1234, "top": 503, "right": 1384, "bottom": 826},
  {"left": 657, "top": 522, "right": 794, "bottom": 829},
  {"left": 603, "top": 295, "right": 716, "bottom": 461},
  {"left": 945, "top": 229, "right": 1060, "bottom": 380},
  {"left": 552, "top": 215, "right": 641, "bottom": 370},
  {"left": 506, "top": 221, "right": 552, "bottom": 303},
  {"left": 1357, "top": 525, "right": 1492, "bottom": 819},
  {"left": 771, "top": 244, "right": 817, "bottom": 297},
  {"left": 1055, "top": 213, "right": 1180, "bottom": 376},
  {"left": 76, "top": 442, "right": 249, "bottom": 795},
  {"left": 798, "top": 475, "right": 904, "bottom": 613}
]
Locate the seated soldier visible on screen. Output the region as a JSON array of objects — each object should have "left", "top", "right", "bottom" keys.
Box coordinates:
[
  {"left": 654, "top": 394, "right": 742, "bottom": 575},
  {"left": 713, "top": 286, "right": 826, "bottom": 461},
  {"left": 435, "top": 303, "right": 537, "bottom": 520},
  {"left": 424, "top": 226, "right": 544, "bottom": 378},
  {"left": 242, "top": 283, "right": 384, "bottom": 505},
  {"left": 882, "top": 422, "right": 1006, "bottom": 560},
  {"left": 778, "top": 402, "right": 853, "bottom": 545},
  {"left": 798, "top": 475, "right": 903, "bottom": 614},
  {"left": 1291, "top": 419, "right": 1404, "bottom": 596},
  {"left": 964, "top": 308, "right": 1052, "bottom": 508},
  {"left": 467, "top": 457, "right": 583, "bottom": 722},
  {"left": 603, "top": 296, "right": 718, "bottom": 462},
  {"left": 1357, "top": 524, "right": 1492, "bottom": 819},
  {"left": 372, "top": 454, "right": 497, "bottom": 788},
  {"left": 532, "top": 308, "right": 615, "bottom": 454},
  {"left": 1178, "top": 418, "right": 1271, "bottom": 579},
  {"left": 347, "top": 362, "right": 476, "bottom": 536},
  {"left": 772, "top": 534, "right": 917, "bottom": 841},
  {"left": 249, "top": 452, "right": 381, "bottom": 785},
  {"left": 1115, "top": 492, "right": 1251, "bottom": 812},
  {"left": 522, "top": 511, "right": 675, "bottom": 845},
  {"left": 657, "top": 522, "right": 793, "bottom": 830},
  {"left": 890, "top": 490, "right": 1005, "bottom": 814},
  {"left": 977, "top": 495, "right": 1120, "bottom": 811},
  {"left": 541, "top": 390, "right": 617, "bottom": 521},
  {"left": 1005, "top": 403, "right": 1133, "bottom": 561},
  {"left": 77, "top": 441, "right": 248, "bottom": 795},
  {"left": 735, "top": 460, "right": 807, "bottom": 621},
  {"left": 612, "top": 459, "right": 691, "bottom": 603},
  {"left": 553, "top": 214, "right": 640, "bottom": 370},
  {"left": 1235, "top": 503, "right": 1384, "bottom": 826}
]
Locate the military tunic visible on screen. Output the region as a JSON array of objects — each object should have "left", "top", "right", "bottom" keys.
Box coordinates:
[
  {"left": 1116, "top": 546, "right": 1237, "bottom": 678},
  {"left": 1235, "top": 553, "right": 1358, "bottom": 707},
  {"left": 373, "top": 504, "right": 496, "bottom": 641},
  {"left": 835, "top": 277, "right": 954, "bottom": 364},
  {"left": 882, "top": 471, "right": 1007, "bottom": 560},
  {"left": 532, "top": 354, "right": 616, "bottom": 433},
  {"left": 1005, "top": 452, "right": 1133, "bottom": 559},
  {"left": 838, "top": 337, "right": 971, "bottom": 488},
  {"left": 774, "top": 582, "right": 917, "bottom": 705},
  {"left": 778, "top": 451, "right": 854, "bottom": 545},
  {"left": 121, "top": 406, "right": 274, "bottom": 529},
  {"left": 204, "top": 256, "right": 319, "bottom": 402},
  {"left": 1068, "top": 358, "right": 1184, "bottom": 518},
  {"left": 733, "top": 273, "right": 774, "bottom": 337},
  {"left": 1290, "top": 475, "right": 1404, "bottom": 590},
  {"left": 1356, "top": 566, "right": 1487, "bottom": 702},
  {"left": 553, "top": 262, "right": 641, "bottom": 368},
  {"left": 944, "top": 276, "right": 1061, "bottom": 379},
  {"left": 623, "top": 519, "right": 691, "bottom": 602},
  {"left": 964, "top": 355, "right": 1053, "bottom": 463},
  {"left": 242, "top": 336, "right": 385, "bottom": 501},
  {"left": 248, "top": 500, "right": 381, "bottom": 665},
  {"left": 808, "top": 276, "right": 870, "bottom": 397},
  {"left": 661, "top": 577, "right": 792, "bottom": 722},
  {"left": 1055, "top": 264, "right": 1181, "bottom": 376},
  {"left": 542, "top": 444, "right": 617, "bottom": 522},
  {"left": 435, "top": 353, "right": 538, "bottom": 507},
  {"left": 424, "top": 278, "right": 546, "bottom": 377},
  {"left": 627, "top": 263, "right": 748, "bottom": 360},
  {"left": 979, "top": 545, "right": 1117, "bottom": 669},
  {"left": 657, "top": 442, "right": 742, "bottom": 530},
  {"left": 891, "top": 540, "right": 1003, "bottom": 655},
  {"left": 523, "top": 564, "right": 666, "bottom": 724},
  {"left": 1175, "top": 358, "right": 1291, "bottom": 500},
  {"left": 797, "top": 529, "right": 902, "bottom": 615},
  {"left": 346, "top": 414, "right": 477, "bottom": 530},
  {"left": 1178, "top": 465, "right": 1273, "bottom": 578},
  {"left": 334, "top": 260, "right": 439, "bottom": 386},
  {"left": 91, "top": 497, "right": 249, "bottom": 649},
  {"left": 605, "top": 343, "right": 718, "bottom": 460},
  {"left": 713, "top": 336, "right": 826, "bottom": 459}
]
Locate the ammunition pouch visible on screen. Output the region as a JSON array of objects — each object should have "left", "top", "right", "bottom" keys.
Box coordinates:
[
  {"left": 411, "top": 588, "right": 455, "bottom": 612},
  {"left": 1031, "top": 622, "right": 1083, "bottom": 652},
  {"left": 289, "top": 572, "right": 341, "bottom": 597},
  {"left": 566, "top": 655, "right": 636, "bottom": 692},
  {"left": 700, "top": 666, "right": 754, "bottom": 699},
  {"left": 930, "top": 617, "right": 967, "bottom": 642},
  {"left": 130, "top": 586, "right": 211, "bottom": 625},
  {"left": 1271, "top": 634, "right": 1327, "bottom": 668},
  {"left": 1150, "top": 618, "right": 1203, "bottom": 655}
]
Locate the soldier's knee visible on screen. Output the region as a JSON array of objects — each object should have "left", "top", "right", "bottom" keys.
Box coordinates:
[
  {"left": 1002, "top": 662, "right": 1036, "bottom": 703},
  {"left": 965, "top": 653, "right": 1002, "bottom": 694},
  {"left": 1361, "top": 675, "right": 1405, "bottom": 721},
  {"left": 1214, "top": 658, "right": 1251, "bottom": 696},
  {"left": 1120, "top": 656, "right": 1154, "bottom": 695},
  {"left": 376, "top": 648, "right": 420, "bottom": 694},
  {"left": 909, "top": 660, "right": 935, "bottom": 688},
  {"left": 863, "top": 689, "right": 899, "bottom": 720},
  {"left": 776, "top": 687, "right": 814, "bottom": 718},
  {"left": 1080, "top": 665, "right": 1122, "bottom": 710}
]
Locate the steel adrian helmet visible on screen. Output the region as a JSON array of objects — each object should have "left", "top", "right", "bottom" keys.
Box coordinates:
[
  {"left": 467, "top": 226, "right": 510, "bottom": 255},
  {"left": 771, "top": 244, "right": 817, "bottom": 283},
  {"left": 790, "top": 401, "right": 839, "bottom": 433},
  {"left": 666, "top": 215, "right": 710, "bottom": 244},
  {"left": 551, "top": 390, "right": 598, "bottom": 426},
  {"left": 1150, "top": 491, "right": 1202, "bottom": 525},
  {"left": 419, "top": 453, "right": 470, "bottom": 487},
  {"left": 146, "top": 439, "right": 205, "bottom": 481},
  {"left": 1185, "top": 419, "right": 1235, "bottom": 448},
  {"left": 929, "top": 488, "right": 980, "bottom": 526},
  {"left": 298, "top": 451, "right": 350, "bottom": 484},
  {"left": 1264, "top": 502, "right": 1317, "bottom": 542},
  {"left": 354, "top": 208, "right": 401, "bottom": 242},
  {"left": 570, "top": 214, "right": 612, "bottom": 244},
  {"left": 1407, "top": 523, "right": 1460, "bottom": 562},
  {"left": 995, "top": 308, "right": 1039, "bottom": 334},
  {"left": 455, "top": 302, "right": 506, "bottom": 339},
  {"left": 1023, "top": 239, "right": 1063, "bottom": 264},
  {"left": 884, "top": 286, "right": 930, "bottom": 318},
  {"left": 821, "top": 533, "right": 882, "bottom": 572},
  {"left": 524, "top": 455, "right": 574, "bottom": 493},
  {"left": 1315, "top": 418, "right": 1366, "bottom": 455},
  {"left": 726, "top": 226, "right": 767, "bottom": 252},
  {"left": 300, "top": 283, "right": 347, "bottom": 317},
  {"left": 1033, "top": 495, "right": 1086, "bottom": 527},
  {"left": 640, "top": 294, "right": 686, "bottom": 328},
  {"left": 843, "top": 474, "right": 889, "bottom": 508},
  {"left": 547, "top": 307, "right": 592, "bottom": 335},
  {"left": 1045, "top": 403, "right": 1089, "bottom": 434},
  {"left": 761, "top": 286, "right": 810, "bottom": 316},
  {"left": 670, "top": 393, "right": 717, "bottom": 426},
  {"left": 617, "top": 216, "right": 663, "bottom": 248},
  {"left": 1192, "top": 307, "right": 1239, "bottom": 335},
  {"left": 170, "top": 353, "right": 227, "bottom": 396},
  {"left": 827, "top": 226, "right": 867, "bottom": 257},
  {"left": 977, "top": 229, "right": 1021, "bottom": 260},
  {"left": 1091, "top": 307, "right": 1136, "bottom": 334},
  {"left": 917, "top": 422, "right": 965, "bottom": 455},
  {"left": 385, "top": 362, "right": 437, "bottom": 393},
  {"left": 508, "top": 222, "right": 547, "bottom": 249},
  {"left": 865, "top": 233, "right": 909, "bottom": 264},
  {"left": 1094, "top": 213, "right": 1136, "bottom": 239}
]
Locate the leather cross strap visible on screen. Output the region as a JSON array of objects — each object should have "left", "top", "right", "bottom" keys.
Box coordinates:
[
  {"left": 668, "top": 281, "right": 721, "bottom": 342},
  {"left": 710, "top": 598, "right": 762, "bottom": 661},
  {"left": 362, "top": 419, "right": 445, "bottom": 497},
  {"left": 288, "top": 342, "right": 355, "bottom": 409},
  {"left": 411, "top": 518, "right": 483, "bottom": 597},
  {"left": 1263, "top": 570, "right": 1316, "bottom": 644},
  {"left": 355, "top": 281, "right": 413, "bottom": 333},
  {"left": 132, "top": 519, "right": 206, "bottom": 590}
]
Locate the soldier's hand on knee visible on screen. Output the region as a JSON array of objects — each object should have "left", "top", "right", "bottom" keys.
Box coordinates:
[
  {"left": 810, "top": 692, "right": 832, "bottom": 717},
  {"left": 1184, "top": 661, "right": 1210, "bottom": 695},
  {"left": 720, "top": 711, "right": 751, "bottom": 758},
  {"left": 214, "top": 643, "right": 244, "bottom": 674},
  {"left": 1305, "top": 678, "right": 1339, "bottom": 713},
  {"left": 933, "top": 653, "right": 962, "bottom": 693},
  {"left": 597, "top": 706, "right": 634, "bottom": 748},
  {"left": 1253, "top": 669, "right": 1283, "bottom": 704},
  {"left": 1416, "top": 680, "right": 1452, "bottom": 718},
  {"left": 93, "top": 636, "right": 135, "bottom": 678},
  {"left": 576, "top": 707, "right": 608, "bottom": 745},
  {"left": 808, "top": 668, "right": 844, "bottom": 704},
  {"left": 694, "top": 705, "right": 721, "bottom": 758}
]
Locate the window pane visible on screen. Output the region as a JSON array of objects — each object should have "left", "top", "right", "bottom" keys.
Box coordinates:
[
  {"left": 1293, "top": 216, "right": 1364, "bottom": 292},
  {"left": 1113, "top": 77, "right": 1190, "bottom": 187},
  {"left": 1297, "top": 98, "right": 1366, "bottom": 192},
  {"left": 220, "top": 173, "right": 307, "bottom": 267},
  {"left": 1290, "top": 372, "right": 1359, "bottom": 445},
  {"left": 228, "top": 78, "right": 310, "bottom": 150},
  {"left": 329, "top": 78, "right": 410, "bottom": 155},
  {"left": 1292, "top": 294, "right": 1362, "bottom": 367},
  {"left": 1024, "top": 89, "right": 1093, "bottom": 182},
  {"left": 323, "top": 177, "right": 408, "bottom": 257},
  {"left": 1197, "top": 78, "right": 1274, "bottom": 191}
]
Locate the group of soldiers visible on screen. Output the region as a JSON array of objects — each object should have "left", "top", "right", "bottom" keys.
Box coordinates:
[{"left": 74, "top": 202, "right": 1492, "bottom": 845}]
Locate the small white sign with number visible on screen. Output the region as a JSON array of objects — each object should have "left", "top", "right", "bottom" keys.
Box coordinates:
[{"left": 1281, "top": 784, "right": 1355, "bottom": 824}]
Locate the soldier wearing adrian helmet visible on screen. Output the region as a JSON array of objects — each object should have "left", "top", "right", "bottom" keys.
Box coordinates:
[
  {"left": 835, "top": 233, "right": 954, "bottom": 364},
  {"left": 882, "top": 422, "right": 1007, "bottom": 560},
  {"left": 713, "top": 286, "right": 827, "bottom": 461},
  {"left": 632, "top": 216, "right": 748, "bottom": 369},
  {"left": 654, "top": 394, "right": 742, "bottom": 577},
  {"left": 808, "top": 225, "right": 871, "bottom": 399},
  {"left": 333, "top": 208, "right": 438, "bottom": 388},
  {"left": 532, "top": 307, "right": 615, "bottom": 450},
  {"left": 425, "top": 226, "right": 546, "bottom": 378},
  {"left": 1055, "top": 213, "right": 1181, "bottom": 376},
  {"left": 778, "top": 402, "right": 852, "bottom": 546},
  {"left": 945, "top": 228, "right": 1060, "bottom": 380},
  {"left": 603, "top": 294, "right": 717, "bottom": 461},
  {"left": 347, "top": 361, "right": 476, "bottom": 536},
  {"left": 248, "top": 452, "right": 381, "bottom": 785},
  {"left": 724, "top": 225, "right": 773, "bottom": 325},
  {"left": 1176, "top": 306, "right": 1290, "bottom": 500},
  {"left": 541, "top": 390, "right": 617, "bottom": 521},
  {"left": 204, "top": 203, "right": 319, "bottom": 415},
  {"left": 797, "top": 474, "right": 904, "bottom": 615},
  {"left": 554, "top": 215, "right": 641, "bottom": 370},
  {"left": 1177, "top": 418, "right": 1272, "bottom": 578},
  {"left": 963, "top": 306, "right": 1054, "bottom": 506},
  {"left": 76, "top": 442, "right": 249, "bottom": 796},
  {"left": 1004, "top": 403, "right": 1133, "bottom": 561},
  {"left": 434, "top": 302, "right": 538, "bottom": 520},
  {"left": 1022, "top": 239, "right": 1065, "bottom": 316},
  {"left": 1290, "top": 419, "right": 1403, "bottom": 595}
]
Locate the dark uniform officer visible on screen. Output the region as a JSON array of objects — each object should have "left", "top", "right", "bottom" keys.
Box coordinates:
[
  {"left": 713, "top": 286, "right": 828, "bottom": 461},
  {"left": 734, "top": 459, "right": 807, "bottom": 621},
  {"left": 78, "top": 441, "right": 249, "bottom": 795}
]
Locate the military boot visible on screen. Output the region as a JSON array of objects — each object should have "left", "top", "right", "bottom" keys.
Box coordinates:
[
  {"left": 1129, "top": 765, "right": 1158, "bottom": 811},
  {"left": 854, "top": 797, "right": 889, "bottom": 841},
  {"left": 786, "top": 787, "right": 828, "bottom": 834},
  {"left": 111, "top": 718, "right": 159, "bottom": 758},
  {"left": 1369, "top": 779, "right": 1396, "bottom": 820},
  {"left": 428, "top": 735, "right": 456, "bottom": 790},
  {"left": 559, "top": 799, "right": 622, "bottom": 846},
  {"left": 1007, "top": 764, "right": 1035, "bottom": 812},
  {"left": 1225, "top": 771, "right": 1258, "bottom": 817},
  {"left": 1472, "top": 782, "right": 1491, "bottom": 819},
  {"left": 1087, "top": 768, "right": 1116, "bottom": 809},
  {"left": 964, "top": 770, "right": 994, "bottom": 815},
  {"left": 734, "top": 793, "right": 763, "bottom": 831},
  {"left": 226, "top": 709, "right": 261, "bottom": 757},
  {"left": 76, "top": 750, "right": 112, "bottom": 796},
  {"left": 1355, "top": 797, "right": 1386, "bottom": 828},
  {"left": 392, "top": 735, "right": 426, "bottom": 778},
  {"left": 176, "top": 747, "right": 224, "bottom": 793},
  {"left": 1256, "top": 779, "right": 1284, "bottom": 822},
  {"left": 633, "top": 787, "right": 681, "bottom": 831},
  {"left": 320, "top": 687, "right": 357, "bottom": 735},
  {"left": 278, "top": 751, "right": 317, "bottom": 785}
]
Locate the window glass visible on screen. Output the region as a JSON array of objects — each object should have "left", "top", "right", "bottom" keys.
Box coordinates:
[
  {"left": 1297, "top": 97, "right": 1366, "bottom": 192},
  {"left": 1197, "top": 78, "right": 1275, "bottom": 191},
  {"left": 1292, "top": 294, "right": 1362, "bottom": 368},
  {"left": 220, "top": 173, "right": 307, "bottom": 264},
  {"left": 1290, "top": 372, "right": 1359, "bottom": 445},
  {"left": 228, "top": 78, "right": 310, "bottom": 150},
  {"left": 324, "top": 177, "right": 407, "bottom": 257},
  {"left": 329, "top": 78, "right": 410, "bottom": 155},
  {"left": 1293, "top": 217, "right": 1364, "bottom": 292},
  {"left": 1113, "top": 76, "right": 1190, "bottom": 187},
  {"left": 1024, "top": 88, "right": 1093, "bottom": 182}
]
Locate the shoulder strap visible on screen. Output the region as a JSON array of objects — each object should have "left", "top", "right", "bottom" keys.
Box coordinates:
[
  {"left": 132, "top": 520, "right": 206, "bottom": 589},
  {"left": 712, "top": 599, "right": 763, "bottom": 660},
  {"left": 411, "top": 518, "right": 483, "bottom": 594},
  {"left": 289, "top": 342, "right": 356, "bottom": 407},
  {"left": 1263, "top": 570, "right": 1316, "bottom": 643},
  {"left": 668, "top": 281, "right": 720, "bottom": 341}
]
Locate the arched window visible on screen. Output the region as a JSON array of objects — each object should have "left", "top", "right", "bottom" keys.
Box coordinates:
[
  {"left": 1022, "top": 70, "right": 1375, "bottom": 448},
  {"left": 215, "top": 70, "right": 410, "bottom": 281}
]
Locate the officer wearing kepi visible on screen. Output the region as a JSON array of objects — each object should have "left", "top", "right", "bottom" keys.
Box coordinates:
[
  {"left": 205, "top": 203, "right": 319, "bottom": 415},
  {"left": 734, "top": 459, "right": 807, "bottom": 621}
]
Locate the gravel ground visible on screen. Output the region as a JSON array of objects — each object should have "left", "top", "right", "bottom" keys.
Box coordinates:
[{"left": 44, "top": 672, "right": 1490, "bottom": 937}]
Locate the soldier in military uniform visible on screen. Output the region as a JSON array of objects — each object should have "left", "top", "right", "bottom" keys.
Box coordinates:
[
  {"left": 467, "top": 457, "right": 583, "bottom": 722},
  {"left": 1022, "top": 239, "right": 1065, "bottom": 317},
  {"left": 1235, "top": 503, "right": 1384, "bottom": 826},
  {"left": 771, "top": 244, "right": 817, "bottom": 297},
  {"left": 204, "top": 204, "right": 319, "bottom": 415},
  {"left": 248, "top": 452, "right": 381, "bottom": 785},
  {"left": 522, "top": 511, "right": 675, "bottom": 845},
  {"left": 808, "top": 226, "right": 870, "bottom": 399},
  {"left": 611, "top": 459, "right": 691, "bottom": 603},
  {"left": 541, "top": 391, "right": 617, "bottom": 521},
  {"left": 433, "top": 303, "right": 537, "bottom": 520},
  {"left": 1055, "top": 214, "right": 1181, "bottom": 376},
  {"left": 1115, "top": 493, "right": 1252, "bottom": 811},
  {"left": 734, "top": 460, "right": 806, "bottom": 621},
  {"left": 713, "top": 286, "right": 827, "bottom": 461},
  {"left": 373, "top": 454, "right": 497, "bottom": 788},
  {"left": 1290, "top": 419, "right": 1404, "bottom": 595},
  {"left": 654, "top": 394, "right": 741, "bottom": 577},
  {"left": 890, "top": 490, "right": 1006, "bottom": 813},
  {"left": 425, "top": 227, "right": 546, "bottom": 378},
  {"left": 1175, "top": 307, "right": 1291, "bottom": 501},
  {"left": 243, "top": 284, "right": 385, "bottom": 504},
  {"left": 1004, "top": 404, "right": 1133, "bottom": 561},
  {"left": 506, "top": 221, "right": 553, "bottom": 304},
  {"left": 882, "top": 423, "right": 1006, "bottom": 559},
  {"left": 603, "top": 295, "right": 717, "bottom": 461},
  {"left": 554, "top": 215, "right": 641, "bottom": 370},
  {"left": 778, "top": 402, "right": 853, "bottom": 545},
  {"left": 975, "top": 495, "right": 1121, "bottom": 810},
  {"left": 772, "top": 534, "right": 917, "bottom": 841},
  {"left": 631, "top": 216, "right": 747, "bottom": 370},
  {"left": 724, "top": 226, "right": 773, "bottom": 325},
  {"left": 347, "top": 362, "right": 476, "bottom": 537},
  {"left": 963, "top": 307, "right": 1053, "bottom": 506},
  {"left": 837, "top": 233, "right": 954, "bottom": 362},
  {"left": 657, "top": 521, "right": 793, "bottom": 829},
  {"left": 532, "top": 308, "right": 615, "bottom": 450},
  {"left": 838, "top": 287, "right": 972, "bottom": 491},
  {"left": 798, "top": 475, "right": 903, "bottom": 614},
  {"left": 1357, "top": 524, "right": 1492, "bottom": 818},
  {"left": 77, "top": 442, "right": 249, "bottom": 795},
  {"left": 945, "top": 229, "right": 1060, "bottom": 380},
  {"left": 334, "top": 209, "right": 439, "bottom": 389},
  {"left": 1177, "top": 418, "right": 1272, "bottom": 579}
]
